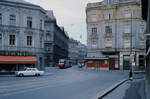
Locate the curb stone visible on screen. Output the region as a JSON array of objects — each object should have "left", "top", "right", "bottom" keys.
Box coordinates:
[{"left": 90, "top": 79, "right": 128, "bottom": 99}]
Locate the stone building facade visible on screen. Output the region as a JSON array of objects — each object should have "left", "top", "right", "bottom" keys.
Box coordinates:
[
  {"left": 77, "top": 43, "right": 87, "bottom": 61},
  {"left": 0, "top": 0, "right": 69, "bottom": 72},
  {"left": 68, "top": 38, "right": 79, "bottom": 64},
  {"left": 44, "top": 11, "right": 69, "bottom": 67},
  {"left": 68, "top": 38, "right": 87, "bottom": 65},
  {"left": 0, "top": 0, "right": 46, "bottom": 72},
  {"left": 86, "top": 0, "right": 146, "bottom": 70}
]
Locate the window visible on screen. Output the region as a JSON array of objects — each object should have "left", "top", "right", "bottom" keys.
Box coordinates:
[
  {"left": 124, "top": 40, "right": 130, "bottom": 48},
  {"left": 9, "top": 35, "right": 15, "bottom": 45},
  {"left": 105, "top": 12, "right": 112, "bottom": 19},
  {"left": 0, "top": 33, "right": 2, "bottom": 46},
  {"left": 40, "top": 19, "right": 42, "bottom": 29},
  {"left": 40, "top": 36, "right": 43, "bottom": 48},
  {"left": 105, "top": 40, "right": 112, "bottom": 48},
  {"left": 27, "top": 36, "right": 32, "bottom": 46},
  {"left": 91, "top": 41, "right": 97, "bottom": 48},
  {"left": 137, "top": 9, "right": 141, "bottom": 18},
  {"left": 10, "top": 15, "right": 16, "bottom": 26},
  {"left": 105, "top": 26, "right": 112, "bottom": 34},
  {"left": 124, "top": 10, "right": 131, "bottom": 18},
  {"left": 46, "top": 34, "right": 51, "bottom": 41},
  {"left": 140, "top": 25, "right": 145, "bottom": 33},
  {"left": 91, "top": 15, "right": 98, "bottom": 22},
  {"left": 0, "top": 14, "right": 2, "bottom": 25},
  {"left": 124, "top": 25, "right": 130, "bottom": 33},
  {"left": 92, "top": 28, "right": 97, "bottom": 34},
  {"left": 27, "top": 17, "right": 32, "bottom": 28}
]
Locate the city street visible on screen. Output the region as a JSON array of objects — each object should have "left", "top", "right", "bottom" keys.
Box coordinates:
[{"left": 0, "top": 66, "right": 128, "bottom": 99}]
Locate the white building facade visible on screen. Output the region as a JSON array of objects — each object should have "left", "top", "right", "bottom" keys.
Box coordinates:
[{"left": 0, "top": 0, "right": 47, "bottom": 72}]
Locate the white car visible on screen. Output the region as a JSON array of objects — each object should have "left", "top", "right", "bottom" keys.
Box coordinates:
[{"left": 15, "top": 68, "right": 44, "bottom": 77}]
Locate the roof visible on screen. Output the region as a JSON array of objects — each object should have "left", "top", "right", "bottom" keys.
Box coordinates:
[{"left": 0, "top": 0, "right": 39, "bottom": 7}]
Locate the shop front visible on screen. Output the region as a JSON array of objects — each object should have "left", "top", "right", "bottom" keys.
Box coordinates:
[
  {"left": 0, "top": 56, "right": 38, "bottom": 74},
  {"left": 85, "top": 57, "right": 109, "bottom": 70}
]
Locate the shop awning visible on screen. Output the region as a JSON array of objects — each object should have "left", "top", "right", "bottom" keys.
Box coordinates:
[{"left": 0, "top": 56, "right": 38, "bottom": 64}]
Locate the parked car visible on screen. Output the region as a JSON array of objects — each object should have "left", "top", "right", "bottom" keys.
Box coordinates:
[
  {"left": 15, "top": 68, "right": 44, "bottom": 77},
  {"left": 78, "top": 63, "right": 84, "bottom": 68}
]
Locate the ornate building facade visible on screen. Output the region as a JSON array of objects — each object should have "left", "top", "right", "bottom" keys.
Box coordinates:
[
  {"left": 86, "top": 0, "right": 146, "bottom": 70},
  {"left": 0, "top": 0, "right": 69, "bottom": 73}
]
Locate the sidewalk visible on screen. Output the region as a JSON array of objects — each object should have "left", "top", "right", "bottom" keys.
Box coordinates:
[{"left": 103, "top": 79, "right": 146, "bottom": 99}]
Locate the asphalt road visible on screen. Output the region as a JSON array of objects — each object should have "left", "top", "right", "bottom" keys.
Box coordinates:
[{"left": 0, "top": 66, "right": 128, "bottom": 99}]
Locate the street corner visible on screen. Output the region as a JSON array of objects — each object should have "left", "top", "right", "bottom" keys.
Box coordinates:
[
  {"left": 103, "top": 79, "right": 146, "bottom": 99},
  {"left": 103, "top": 80, "right": 130, "bottom": 99}
]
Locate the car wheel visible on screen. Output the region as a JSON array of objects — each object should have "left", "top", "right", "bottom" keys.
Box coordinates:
[
  {"left": 35, "top": 73, "right": 40, "bottom": 76},
  {"left": 19, "top": 73, "right": 24, "bottom": 77}
]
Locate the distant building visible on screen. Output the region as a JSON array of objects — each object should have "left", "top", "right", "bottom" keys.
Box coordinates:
[
  {"left": 68, "top": 38, "right": 87, "bottom": 65},
  {"left": 44, "top": 12, "right": 69, "bottom": 67},
  {"left": 77, "top": 42, "right": 87, "bottom": 61},
  {"left": 86, "top": 0, "right": 146, "bottom": 70},
  {"left": 68, "top": 38, "right": 79, "bottom": 64}
]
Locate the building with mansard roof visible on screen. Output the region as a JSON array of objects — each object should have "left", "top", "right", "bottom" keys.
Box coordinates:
[
  {"left": 86, "top": 0, "right": 146, "bottom": 70},
  {"left": 0, "top": 0, "right": 69, "bottom": 73}
]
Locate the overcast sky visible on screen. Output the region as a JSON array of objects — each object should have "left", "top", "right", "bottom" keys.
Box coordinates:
[{"left": 25, "top": 0, "right": 102, "bottom": 44}]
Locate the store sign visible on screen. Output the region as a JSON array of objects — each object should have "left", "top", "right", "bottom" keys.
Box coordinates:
[
  {"left": 105, "top": 60, "right": 108, "bottom": 64},
  {"left": 88, "top": 61, "right": 93, "bottom": 63},
  {"left": 0, "top": 51, "right": 29, "bottom": 56}
]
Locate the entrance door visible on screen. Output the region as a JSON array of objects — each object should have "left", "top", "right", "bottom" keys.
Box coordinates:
[
  {"left": 109, "top": 58, "right": 115, "bottom": 70},
  {"left": 95, "top": 61, "right": 99, "bottom": 68},
  {"left": 139, "top": 55, "right": 145, "bottom": 70},
  {"left": 123, "top": 55, "right": 130, "bottom": 70}
]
